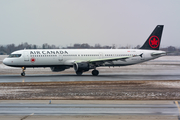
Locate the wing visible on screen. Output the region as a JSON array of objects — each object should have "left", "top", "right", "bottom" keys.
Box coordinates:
[
  {"left": 89, "top": 56, "right": 131, "bottom": 63},
  {"left": 75, "top": 56, "right": 133, "bottom": 64}
]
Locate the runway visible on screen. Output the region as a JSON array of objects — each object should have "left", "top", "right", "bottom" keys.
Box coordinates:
[
  {"left": 1, "top": 74, "right": 180, "bottom": 83},
  {"left": 0, "top": 104, "right": 178, "bottom": 115},
  {"left": 0, "top": 101, "right": 178, "bottom": 115}
]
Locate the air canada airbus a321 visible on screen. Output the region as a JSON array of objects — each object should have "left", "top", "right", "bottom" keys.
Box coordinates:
[{"left": 3, "top": 25, "right": 166, "bottom": 76}]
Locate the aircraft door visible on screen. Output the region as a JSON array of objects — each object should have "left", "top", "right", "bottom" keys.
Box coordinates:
[
  {"left": 58, "top": 55, "right": 63, "bottom": 62},
  {"left": 23, "top": 51, "right": 29, "bottom": 61},
  {"left": 99, "top": 53, "right": 103, "bottom": 59}
]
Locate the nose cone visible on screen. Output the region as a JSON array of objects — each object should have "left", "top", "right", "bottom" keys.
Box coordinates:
[{"left": 3, "top": 58, "right": 8, "bottom": 65}]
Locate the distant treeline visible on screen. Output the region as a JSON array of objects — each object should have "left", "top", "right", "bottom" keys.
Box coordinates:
[{"left": 0, "top": 42, "right": 179, "bottom": 56}]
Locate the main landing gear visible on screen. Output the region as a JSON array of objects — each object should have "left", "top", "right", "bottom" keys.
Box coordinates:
[
  {"left": 76, "top": 71, "right": 83, "bottom": 76},
  {"left": 75, "top": 69, "right": 99, "bottom": 76},
  {"left": 92, "top": 69, "right": 99, "bottom": 76},
  {"left": 21, "top": 67, "right": 26, "bottom": 76}
]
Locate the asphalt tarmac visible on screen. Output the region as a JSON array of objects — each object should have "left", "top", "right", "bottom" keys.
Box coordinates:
[
  {"left": 0, "top": 100, "right": 178, "bottom": 115},
  {"left": 0, "top": 104, "right": 178, "bottom": 115},
  {"left": 0, "top": 100, "right": 179, "bottom": 120},
  {"left": 1, "top": 74, "right": 180, "bottom": 83}
]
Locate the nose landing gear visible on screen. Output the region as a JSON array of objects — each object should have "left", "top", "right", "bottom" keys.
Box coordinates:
[{"left": 21, "top": 67, "right": 26, "bottom": 76}]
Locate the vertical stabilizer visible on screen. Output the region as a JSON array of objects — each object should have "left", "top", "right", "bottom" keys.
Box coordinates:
[{"left": 140, "top": 25, "right": 164, "bottom": 50}]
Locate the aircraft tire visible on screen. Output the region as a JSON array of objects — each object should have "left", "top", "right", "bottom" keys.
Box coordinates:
[
  {"left": 92, "top": 70, "right": 99, "bottom": 76},
  {"left": 21, "top": 72, "right": 25, "bottom": 76},
  {"left": 76, "top": 71, "right": 83, "bottom": 76}
]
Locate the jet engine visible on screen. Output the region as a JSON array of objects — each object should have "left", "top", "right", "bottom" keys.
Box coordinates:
[
  {"left": 73, "top": 62, "right": 89, "bottom": 72},
  {"left": 50, "top": 66, "right": 70, "bottom": 72}
]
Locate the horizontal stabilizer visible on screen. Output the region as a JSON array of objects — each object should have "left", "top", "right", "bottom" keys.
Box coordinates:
[{"left": 151, "top": 52, "right": 166, "bottom": 56}]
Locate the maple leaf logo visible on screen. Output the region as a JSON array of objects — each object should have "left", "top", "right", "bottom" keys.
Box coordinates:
[
  {"left": 149, "top": 36, "right": 159, "bottom": 48},
  {"left": 151, "top": 38, "right": 158, "bottom": 45},
  {"left": 31, "top": 58, "right": 36, "bottom": 63}
]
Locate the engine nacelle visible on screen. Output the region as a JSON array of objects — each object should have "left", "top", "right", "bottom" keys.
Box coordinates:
[
  {"left": 73, "top": 62, "right": 89, "bottom": 72},
  {"left": 50, "top": 66, "right": 70, "bottom": 72}
]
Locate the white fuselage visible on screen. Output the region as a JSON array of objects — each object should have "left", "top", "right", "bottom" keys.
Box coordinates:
[{"left": 3, "top": 49, "right": 165, "bottom": 67}]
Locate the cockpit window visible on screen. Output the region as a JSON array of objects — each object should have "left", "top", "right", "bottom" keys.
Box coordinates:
[{"left": 8, "top": 54, "right": 22, "bottom": 58}]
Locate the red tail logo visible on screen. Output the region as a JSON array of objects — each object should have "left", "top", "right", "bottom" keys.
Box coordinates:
[{"left": 149, "top": 36, "right": 160, "bottom": 48}]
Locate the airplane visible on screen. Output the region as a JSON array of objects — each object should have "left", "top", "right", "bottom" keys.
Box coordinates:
[{"left": 3, "top": 25, "right": 166, "bottom": 76}]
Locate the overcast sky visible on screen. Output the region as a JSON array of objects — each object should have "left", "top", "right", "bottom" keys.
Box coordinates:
[{"left": 0, "top": 0, "right": 180, "bottom": 47}]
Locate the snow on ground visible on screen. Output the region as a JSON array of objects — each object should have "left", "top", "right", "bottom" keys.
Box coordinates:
[
  {"left": 151, "top": 56, "right": 180, "bottom": 61},
  {"left": 0, "top": 86, "right": 43, "bottom": 95},
  {"left": 148, "top": 81, "right": 180, "bottom": 88}
]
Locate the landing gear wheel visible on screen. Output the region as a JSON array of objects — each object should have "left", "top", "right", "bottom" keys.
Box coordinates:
[
  {"left": 92, "top": 70, "right": 99, "bottom": 76},
  {"left": 21, "top": 67, "right": 26, "bottom": 76},
  {"left": 21, "top": 72, "right": 25, "bottom": 76},
  {"left": 76, "top": 71, "right": 83, "bottom": 76}
]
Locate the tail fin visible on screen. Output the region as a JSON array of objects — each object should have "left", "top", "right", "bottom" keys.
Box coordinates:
[{"left": 140, "top": 25, "right": 164, "bottom": 50}]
